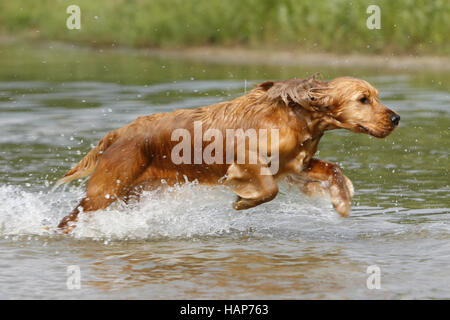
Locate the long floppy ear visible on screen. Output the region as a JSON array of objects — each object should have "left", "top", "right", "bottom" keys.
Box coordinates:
[
  {"left": 261, "top": 77, "right": 334, "bottom": 112},
  {"left": 307, "top": 86, "right": 335, "bottom": 112}
]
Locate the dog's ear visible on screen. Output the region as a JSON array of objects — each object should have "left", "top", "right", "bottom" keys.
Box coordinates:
[
  {"left": 258, "top": 81, "right": 275, "bottom": 91},
  {"left": 306, "top": 86, "right": 335, "bottom": 112},
  {"left": 265, "top": 78, "right": 334, "bottom": 112}
]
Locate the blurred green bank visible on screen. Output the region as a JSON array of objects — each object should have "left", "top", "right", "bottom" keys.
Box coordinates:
[{"left": 0, "top": 0, "right": 448, "bottom": 55}]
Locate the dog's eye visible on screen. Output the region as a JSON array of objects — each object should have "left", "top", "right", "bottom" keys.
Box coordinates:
[{"left": 359, "top": 97, "right": 369, "bottom": 104}]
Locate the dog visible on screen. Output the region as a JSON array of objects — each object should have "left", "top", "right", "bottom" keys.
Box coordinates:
[{"left": 56, "top": 75, "right": 400, "bottom": 231}]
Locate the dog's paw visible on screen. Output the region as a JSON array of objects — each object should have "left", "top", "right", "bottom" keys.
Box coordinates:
[
  {"left": 343, "top": 175, "right": 354, "bottom": 199},
  {"left": 333, "top": 199, "right": 351, "bottom": 218},
  {"left": 330, "top": 185, "right": 351, "bottom": 218},
  {"left": 232, "top": 198, "right": 248, "bottom": 210},
  {"left": 232, "top": 196, "right": 259, "bottom": 210}
]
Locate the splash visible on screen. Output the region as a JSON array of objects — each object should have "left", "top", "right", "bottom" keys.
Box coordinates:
[{"left": 0, "top": 182, "right": 343, "bottom": 241}]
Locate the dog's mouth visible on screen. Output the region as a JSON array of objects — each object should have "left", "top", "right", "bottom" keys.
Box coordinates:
[
  {"left": 328, "top": 117, "right": 395, "bottom": 138},
  {"left": 358, "top": 124, "right": 395, "bottom": 138},
  {"left": 358, "top": 125, "right": 369, "bottom": 133}
]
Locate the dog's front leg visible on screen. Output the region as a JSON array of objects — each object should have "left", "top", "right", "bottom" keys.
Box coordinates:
[
  {"left": 290, "top": 158, "right": 354, "bottom": 217},
  {"left": 225, "top": 161, "right": 278, "bottom": 210}
]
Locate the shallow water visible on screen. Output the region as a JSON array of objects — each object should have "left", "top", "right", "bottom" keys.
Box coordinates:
[{"left": 0, "top": 44, "right": 449, "bottom": 299}]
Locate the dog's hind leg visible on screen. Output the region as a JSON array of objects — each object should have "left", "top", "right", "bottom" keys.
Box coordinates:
[
  {"left": 225, "top": 161, "right": 278, "bottom": 210},
  {"left": 57, "top": 137, "right": 150, "bottom": 230}
]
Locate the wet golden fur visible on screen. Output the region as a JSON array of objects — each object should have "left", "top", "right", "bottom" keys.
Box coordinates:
[{"left": 57, "top": 76, "right": 399, "bottom": 231}]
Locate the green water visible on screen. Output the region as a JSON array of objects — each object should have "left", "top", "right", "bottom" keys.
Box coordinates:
[{"left": 0, "top": 43, "right": 448, "bottom": 299}]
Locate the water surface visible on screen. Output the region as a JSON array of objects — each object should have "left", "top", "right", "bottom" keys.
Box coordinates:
[{"left": 0, "top": 44, "right": 449, "bottom": 299}]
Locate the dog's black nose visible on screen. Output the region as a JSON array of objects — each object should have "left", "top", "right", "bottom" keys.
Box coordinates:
[{"left": 390, "top": 114, "right": 400, "bottom": 126}]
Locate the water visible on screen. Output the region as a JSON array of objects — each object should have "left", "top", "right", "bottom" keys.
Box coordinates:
[{"left": 0, "top": 43, "right": 449, "bottom": 299}]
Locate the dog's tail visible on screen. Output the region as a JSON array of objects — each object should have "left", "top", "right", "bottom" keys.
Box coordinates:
[{"left": 54, "top": 129, "right": 120, "bottom": 188}]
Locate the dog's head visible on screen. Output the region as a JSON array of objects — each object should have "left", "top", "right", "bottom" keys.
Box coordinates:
[{"left": 261, "top": 76, "right": 400, "bottom": 138}]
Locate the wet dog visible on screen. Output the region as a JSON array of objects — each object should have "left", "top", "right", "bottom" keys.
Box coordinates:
[{"left": 56, "top": 75, "right": 400, "bottom": 231}]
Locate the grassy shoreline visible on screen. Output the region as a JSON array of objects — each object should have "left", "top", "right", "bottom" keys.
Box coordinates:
[
  {"left": 2, "top": 36, "right": 449, "bottom": 72},
  {"left": 147, "top": 46, "right": 450, "bottom": 71},
  {"left": 0, "top": 0, "right": 449, "bottom": 56}
]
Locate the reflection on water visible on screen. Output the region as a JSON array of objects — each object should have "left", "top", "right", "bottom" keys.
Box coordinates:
[
  {"left": 0, "top": 43, "right": 449, "bottom": 299},
  {"left": 82, "top": 241, "right": 356, "bottom": 299}
]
